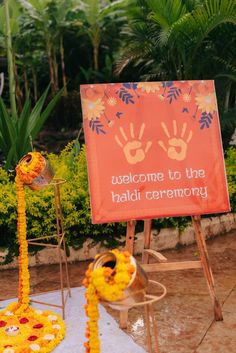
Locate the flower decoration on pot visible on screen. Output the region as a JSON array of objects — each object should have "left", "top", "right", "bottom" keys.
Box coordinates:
[
  {"left": 83, "top": 249, "right": 148, "bottom": 353},
  {"left": 0, "top": 152, "right": 66, "bottom": 353}
]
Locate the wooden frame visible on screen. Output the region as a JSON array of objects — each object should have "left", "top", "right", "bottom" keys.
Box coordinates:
[
  {"left": 27, "top": 179, "right": 71, "bottom": 319},
  {"left": 120, "top": 215, "right": 223, "bottom": 329}
]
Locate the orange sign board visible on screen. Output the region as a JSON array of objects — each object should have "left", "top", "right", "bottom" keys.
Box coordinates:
[{"left": 80, "top": 81, "right": 230, "bottom": 224}]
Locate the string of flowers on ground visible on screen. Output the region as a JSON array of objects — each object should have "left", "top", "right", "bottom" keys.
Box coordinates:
[
  {"left": 83, "top": 249, "right": 135, "bottom": 353},
  {"left": 0, "top": 152, "right": 65, "bottom": 353}
]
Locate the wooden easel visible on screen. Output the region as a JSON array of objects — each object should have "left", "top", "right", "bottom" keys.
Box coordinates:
[{"left": 120, "top": 215, "right": 223, "bottom": 329}]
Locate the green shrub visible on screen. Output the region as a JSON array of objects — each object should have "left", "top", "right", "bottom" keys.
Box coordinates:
[
  {"left": 225, "top": 147, "right": 236, "bottom": 212},
  {"left": 0, "top": 142, "right": 127, "bottom": 263},
  {"left": 0, "top": 143, "right": 235, "bottom": 264}
]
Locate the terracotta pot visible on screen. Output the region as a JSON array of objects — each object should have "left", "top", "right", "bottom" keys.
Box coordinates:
[{"left": 92, "top": 251, "right": 148, "bottom": 310}]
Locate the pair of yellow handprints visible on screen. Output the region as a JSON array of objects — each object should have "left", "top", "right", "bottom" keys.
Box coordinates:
[{"left": 115, "top": 121, "right": 193, "bottom": 164}]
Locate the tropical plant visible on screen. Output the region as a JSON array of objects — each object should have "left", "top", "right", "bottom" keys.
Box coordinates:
[
  {"left": 117, "top": 0, "right": 236, "bottom": 81},
  {"left": 225, "top": 147, "right": 236, "bottom": 212},
  {"left": 0, "top": 0, "right": 64, "bottom": 169},
  {"left": 17, "top": 0, "right": 82, "bottom": 94},
  {"left": 0, "top": 86, "right": 63, "bottom": 169},
  {"left": 0, "top": 0, "right": 24, "bottom": 109},
  {"left": 76, "top": 0, "right": 128, "bottom": 72}
]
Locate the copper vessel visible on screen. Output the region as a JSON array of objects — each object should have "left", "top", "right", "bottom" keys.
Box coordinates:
[
  {"left": 19, "top": 153, "right": 54, "bottom": 190},
  {"left": 92, "top": 251, "right": 148, "bottom": 310}
]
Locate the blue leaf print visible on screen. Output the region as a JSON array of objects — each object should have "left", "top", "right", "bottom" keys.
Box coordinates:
[
  {"left": 182, "top": 107, "right": 189, "bottom": 113},
  {"left": 162, "top": 81, "right": 173, "bottom": 88},
  {"left": 89, "top": 119, "right": 106, "bottom": 134},
  {"left": 199, "top": 112, "right": 213, "bottom": 129},
  {"left": 116, "top": 88, "right": 134, "bottom": 104},
  {"left": 116, "top": 112, "right": 123, "bottom": 119},
  {"left": 123, "top": 83, "right": 138, "bottom": 90},
  {"left": 123, "top": 83, "right": 131, "bottom": 89},
  {"left": 167, "top": 87, "right": 182, "bottom": 103}
]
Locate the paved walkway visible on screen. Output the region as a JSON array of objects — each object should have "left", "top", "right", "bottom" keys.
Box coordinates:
[
  {"left": 124, "top": 229, "right": 236, "bottom": 353},
  {"left": 0, "top": 228, "right": 236, "bottom": 352}
]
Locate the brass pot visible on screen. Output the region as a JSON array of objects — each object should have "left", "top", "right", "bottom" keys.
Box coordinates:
[
  {"left": 92, "top": 251, "right": 148, "bottom": 311},
  {"left": 18, "top": 153, "right": 54, "bottom": 190}
]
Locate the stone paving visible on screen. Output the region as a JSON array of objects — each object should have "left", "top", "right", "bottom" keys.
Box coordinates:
[{"left": 0, "top": 229, "right": 236, "bottom": 352}]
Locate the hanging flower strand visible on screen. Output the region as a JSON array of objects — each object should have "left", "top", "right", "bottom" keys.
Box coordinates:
[
  {"left": 83, "top": 249, "right": 135, "bottom": 353},
  {"left": 0, "top": 152, "right": 66, "bottom": 353},
  {"left": 14, "top": 152, "right": 46, "bottom": 313}
]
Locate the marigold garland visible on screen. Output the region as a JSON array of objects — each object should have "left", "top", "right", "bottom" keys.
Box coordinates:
[
  {"left": 15, "top": 152, "right": 45, "bottom": 185},
  {"left": 0, "top": 152, "right": 65, "bottom": 353},
  {"left": 83, "top": 249, "right": 135, "bottom": 353}
]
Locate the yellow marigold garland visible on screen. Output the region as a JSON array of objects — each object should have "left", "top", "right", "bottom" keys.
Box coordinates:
[
  {"left": 83, "top": 249, "right": 135, "bottom": 353},
  {"left": 0, "top": 152, "right": 65, "bottom": 353},
  {"left": 15, "top": 152, "right": 45, "bottom": 185}
]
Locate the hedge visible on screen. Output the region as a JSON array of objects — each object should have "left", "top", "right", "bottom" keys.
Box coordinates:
[{"left": 0, "top": 143, "right": 235, "bottom": 264}]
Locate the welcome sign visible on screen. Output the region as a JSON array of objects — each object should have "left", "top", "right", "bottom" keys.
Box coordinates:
[{"left": 80, "top": 81, "right": 230, "bottom": 223}]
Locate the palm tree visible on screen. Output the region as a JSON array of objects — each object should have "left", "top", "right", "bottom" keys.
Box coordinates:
[
  {"left": 1, "top": 0, "right": 19, "bottom": 116},
  {"left": 76, "top": 0, "right": 127, "bottom": 72},
  {"left": 17, "top": 0, "right": 82, "bottom": 94},
  {"left": 117, "top": 0, "right": 236, "bottom": 81},
  {"left": 17, "top": 0, "right": 59, "bottom": 93}
]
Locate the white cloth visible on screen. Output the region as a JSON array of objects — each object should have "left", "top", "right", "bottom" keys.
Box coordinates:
[{"left": 1, "top": 287, "right": 146, "bottom": 353}]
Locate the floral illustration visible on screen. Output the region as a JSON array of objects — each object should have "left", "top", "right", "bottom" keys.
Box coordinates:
[
  {"left": 107, "top": 96, "right": 117, "bottom": 106},
  {"left": 80, "top": 81, "right": 217, "bottom": 136},
  {"left": 81, "top": 84, "right": 106, "bottom": 101},
  {"left": 82, "top": 98, "right": 105, "bottom": 120},
  {"left": 137, "top": 82, "right": 162, "bottom": 93},
  {"left": 183, "top": 93, "right": 191, "bottom": 102},
  {"left": 195, "top": 92, "right": 216, "bottom": 114}
]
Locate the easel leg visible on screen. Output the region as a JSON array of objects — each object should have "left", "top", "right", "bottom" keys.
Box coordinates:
[
  {"left": 142, "top": 219, "right": 152, "bottom": 263},
  {"left": 125, "top": 220, "right": 136, "bottom": 254},
  {"left": 192, "top": 215, "right": 223, "bottom": 321},
  {"left": 120, "top": 220, "right": 136, "bottom": 329}
]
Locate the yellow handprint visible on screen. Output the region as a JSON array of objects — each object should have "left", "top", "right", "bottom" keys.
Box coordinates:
[
  {"left": 158, "top": 120, "right": 193, "bottom": 161},
  {"left": 115, "top": 123, "right": 152, "bottom": 164}
]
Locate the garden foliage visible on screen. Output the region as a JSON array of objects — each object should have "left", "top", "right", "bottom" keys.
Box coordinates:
[{"left": 0, "top": 142, "right": 235, "bottom": 264}]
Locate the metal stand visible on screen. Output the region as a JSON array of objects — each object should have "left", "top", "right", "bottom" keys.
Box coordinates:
[
  {"left": 115, "top": 280, "right": 166, "bottom": 353},
  {"left": 27, "top": 178, "right": 71, "bottom": 319}
]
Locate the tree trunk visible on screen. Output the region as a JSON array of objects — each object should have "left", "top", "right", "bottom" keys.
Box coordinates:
[
  {"left": 31, "top": 67, "right": 38, "bottom": 103},
  {"left": 93, "top": 44, "right": 99, "bottom": 72},
  {"left": 46, "top": 39, "right": 56, "bottom": 94},
  {"left": 224, "top": 81, "right": 232, "bottom": 112},
  {"left": 13, "top": 53, "right": 23, "bottom": 111},
  {"left": 23, "top": 68, "right": 29, "bottom": 97},
  {"left": 60, "top": 35, "right": 67, "bottom": 96},
  {"left": 4, "top": 0, "right": 17, "bottom": 118},
  {"left": 0, "top": 72, "right": 4, "bottom": 96},
  {"left": 53, "top": 47, "right": 59, "bottom": 92}
]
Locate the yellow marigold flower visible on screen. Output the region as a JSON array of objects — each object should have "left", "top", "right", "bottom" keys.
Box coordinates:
[{"left": 83, "top": 249, "right": 133, "bottom": 353}]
